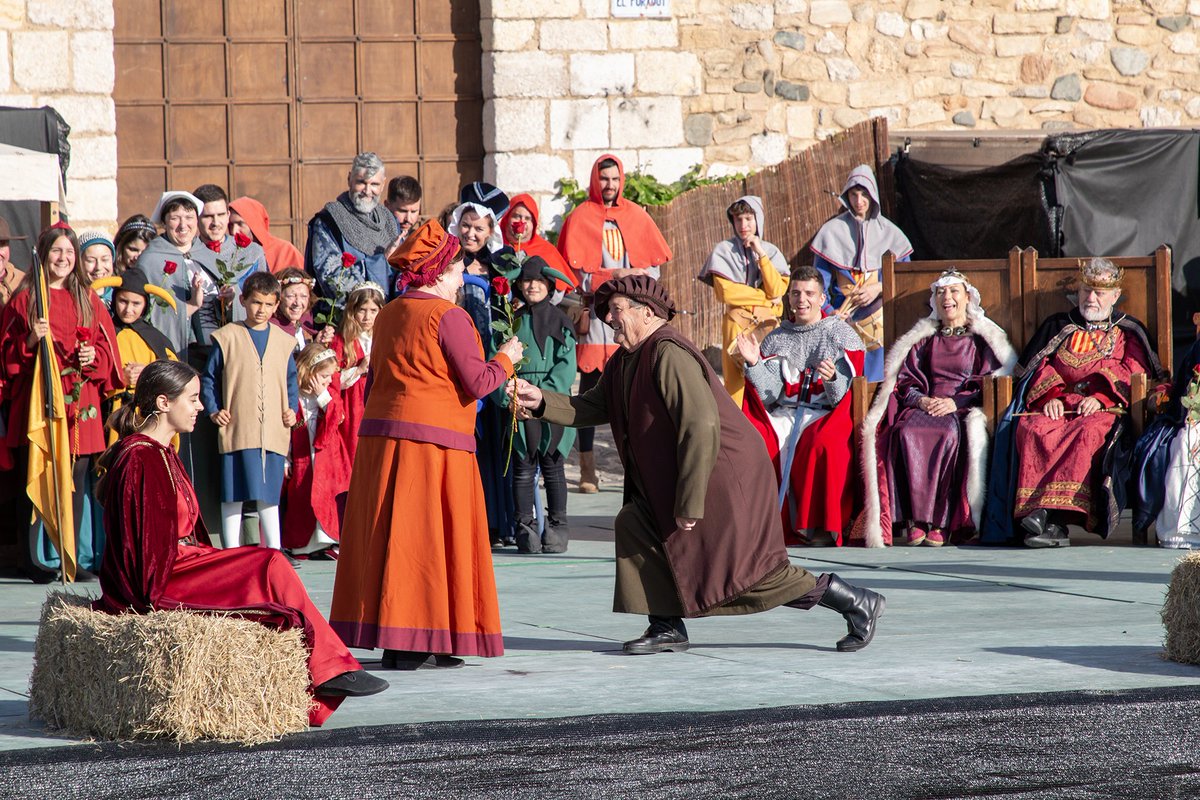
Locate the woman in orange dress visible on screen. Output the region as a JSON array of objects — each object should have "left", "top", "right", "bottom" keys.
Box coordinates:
[{"left": 329, "top": 219, "right": 523, "bottom": 670}]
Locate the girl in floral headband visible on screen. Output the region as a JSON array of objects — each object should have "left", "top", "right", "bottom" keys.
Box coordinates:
[
  {"left": 272, "top": 267, "right": 334, "bottom": 353},
  {"left": 283, "top": 343, "right": 350, "bottom": 560},
  {"left": 332, "top": 281, "right": 385, "bottom": 464}
]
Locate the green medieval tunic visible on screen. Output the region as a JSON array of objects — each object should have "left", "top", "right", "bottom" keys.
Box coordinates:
[
  {"left": 539, "top": 323, "right": 818, "bottom": 617},
  {"left": 497, "top": 299, "right": 578, "bottom": 459}
]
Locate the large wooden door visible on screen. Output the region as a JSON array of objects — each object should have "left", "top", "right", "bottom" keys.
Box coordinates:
[{"left": 114, "top": 0, "right": 483, "bottom": 247}]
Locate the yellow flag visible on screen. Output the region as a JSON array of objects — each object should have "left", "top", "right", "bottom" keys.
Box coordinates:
[{"left": 25, "top": 275, "right": 76, "bottom": 582}]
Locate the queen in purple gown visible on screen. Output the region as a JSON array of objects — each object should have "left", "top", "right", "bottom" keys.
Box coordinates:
[{"left": 855, "top": 270, "right": 1016, "bottom": 547}]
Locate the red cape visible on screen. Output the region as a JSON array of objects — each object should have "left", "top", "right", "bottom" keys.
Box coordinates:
[
  {"left": 331, "top": 334, "right": 368, "bottom": 466},
  {"left": 742, "top": 349, "right": 865, "bottom": 546},
  {"left": 283, "top": 391, "right": 351, "bottom": 549},
  {"left": 556, "top": 153, "right": 672, "bottom": 280},
  {"left": 501, "top": 193, "right": 575, "bottom": 292}
]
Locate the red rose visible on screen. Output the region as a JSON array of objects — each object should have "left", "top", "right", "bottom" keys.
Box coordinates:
[
  {"left": 341, "top": 253, "right": 356, "bottom": 269},
  {"left": 234, "top": 232, "right": 252, "bottom": 249},
  {"left": 163, "top": 260, "right": 178, "bottom": 275},
  {"left": 510, "top": 220, "right": 527, "bottom": 235},
  {"left": 492, "top": 276, "right": 510, "bottom": 296},
  {"left": 204, "top": 239, "right": 221, "bottom": 253},
  {"left": 75, "top": 326, "right": 91, "bottom": 343}
]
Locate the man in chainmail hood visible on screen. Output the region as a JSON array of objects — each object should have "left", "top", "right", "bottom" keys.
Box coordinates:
[
  {"left": 305, "top": 152, "right": 401, "bottom": 306},
  {"left": 739, "top": 265, "right": 865, "bottom": 546}
]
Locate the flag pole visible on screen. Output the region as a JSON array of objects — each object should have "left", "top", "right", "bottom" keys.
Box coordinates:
[{"left": 31, "top": 247, "right": 67, "bottom": 587}]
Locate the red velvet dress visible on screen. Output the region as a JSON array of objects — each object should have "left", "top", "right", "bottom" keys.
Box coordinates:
[
  {"left": 282, "top": 391, "right": 351, "bottom": 549},
  {"left": 331, "top": 334, "right": 368, "bottom": 466},
  {"left": 1, "top": 287, "right": 122, "bottom": 455},
  {"left": 93, "top": 434, "right": 361, "bottom": 726}
]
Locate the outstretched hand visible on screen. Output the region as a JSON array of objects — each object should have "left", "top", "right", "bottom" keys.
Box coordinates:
[{"left": 511, "top": 378, "right": 544, "bottom": 410}]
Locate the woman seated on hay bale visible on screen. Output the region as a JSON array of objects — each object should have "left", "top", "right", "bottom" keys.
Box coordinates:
[{"left": 92, "top": 360, "right": 388, "bottom": 726}]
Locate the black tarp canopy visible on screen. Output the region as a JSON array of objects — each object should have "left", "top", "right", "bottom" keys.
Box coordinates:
[
  {"left": 0, "top": 106, "right": 71, "bottom": 270},
  {"left": 892, "top": 127, "right": 1200, "bottom": 358}
]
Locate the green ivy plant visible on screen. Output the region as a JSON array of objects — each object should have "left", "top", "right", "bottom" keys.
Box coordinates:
[{"left": 553, "top": 164, "right": 748, "bottom": 215}]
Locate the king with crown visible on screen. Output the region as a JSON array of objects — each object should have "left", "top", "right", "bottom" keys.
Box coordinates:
[{"left": 983, "top": 258, "right": 1168, "bottom": 548}]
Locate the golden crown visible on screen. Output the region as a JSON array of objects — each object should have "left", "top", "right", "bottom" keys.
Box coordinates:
[{"left": 1077, "top": 258, "right": 1124, "bottom": 290}]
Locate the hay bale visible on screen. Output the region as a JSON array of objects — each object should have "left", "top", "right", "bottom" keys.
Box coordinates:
[
  {"left": 1162, "top": 552, "right": 1200, "bottom": 665},
  {"left": 29, "top": 592, "right": 313, "bottom": 744}
]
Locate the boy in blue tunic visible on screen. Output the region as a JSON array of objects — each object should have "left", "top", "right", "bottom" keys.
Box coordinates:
[{"left": 201, "top": 271, "right": 299, "bottom": 550}]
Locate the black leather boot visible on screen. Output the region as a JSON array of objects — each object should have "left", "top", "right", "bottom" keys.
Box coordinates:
[
  {"left": 623, "top": 616, "right": 689, "bottom": 655},
  {"left": 817, "top": 574, "right": 885, "bottom": 652}
]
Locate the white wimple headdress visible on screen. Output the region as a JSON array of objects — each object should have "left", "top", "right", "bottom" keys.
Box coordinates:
[{"left": 927, "top": 268, "right": 984, "bottom": 320}]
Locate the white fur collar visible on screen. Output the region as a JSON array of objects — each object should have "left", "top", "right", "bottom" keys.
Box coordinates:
[{"left": 857, "top": 314, "right": 1017, "bottom": 547}]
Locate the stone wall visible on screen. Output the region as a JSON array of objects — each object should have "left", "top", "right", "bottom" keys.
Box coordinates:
[
  {"left": 482, "top": 0, "right": 1200, "bottom": 226},
  {"left": 0, "top": 0, "right": 117, "bottom": 232}
]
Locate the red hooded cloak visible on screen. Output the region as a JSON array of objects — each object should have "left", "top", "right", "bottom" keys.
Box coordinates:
[{"left": 555, "top": 153, "right": 672, "bottom": 283}]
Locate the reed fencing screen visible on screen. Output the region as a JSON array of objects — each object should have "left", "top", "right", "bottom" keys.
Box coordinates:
[{"left": 646, "top": 118, "right": 891, "bottom": 351}]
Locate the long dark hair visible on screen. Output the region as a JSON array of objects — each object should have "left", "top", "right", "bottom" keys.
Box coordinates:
[
  {"left": 113, "top": 214, "right": 158, "bottom": 273},
  {"left": 96, "top": 360, "right": 199, "bottom": 498},
  {"left": 105, "top": 360, "right": 199, "bottom": 440},
  {"left": 20, "top": 226, "right": 92, "bottom": 328}
]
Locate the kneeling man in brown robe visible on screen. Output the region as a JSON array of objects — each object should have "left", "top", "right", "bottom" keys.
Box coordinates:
[{"left": 513, "top": 274, "right": 885, "bottom": 654}]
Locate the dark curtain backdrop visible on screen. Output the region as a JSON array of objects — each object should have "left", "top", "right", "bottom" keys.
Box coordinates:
[
  {"left": 893, "top": 152, "right": 1054, "bottom": 260},
  {"left": 1050, "top": 129, "right": 1200, "bottom": 357}
]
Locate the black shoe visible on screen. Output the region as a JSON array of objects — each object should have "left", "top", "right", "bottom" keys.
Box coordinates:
[
  {"left": 1020, "top": 508, "right": 1048, "bottom": 537},
  {"left": 26, "top": 568, "right": 58, "bottom": 585},
  {"left": 818, "top": 574, "right": 885, "bottom": 652},
  {"left": 282, "top": 550, "right": 302, "bottom": 568},
  {"left": 381, "top": 650, "right": 465, "bottom": 670},
  {"left": 623, "top": 616, "right": 689, "bottom": 655},
  {"left": 1024, "top": 523, "right": 1070, "bottom": 548},
  {"left": 72, "top": 568, "right": 98, "bottom": 583},
  {"left": 541, "top": 524, "right": 569, "bottom": 554},
  {"left": 315, "top": 670, "right": 389, "bottom": 697},
  {"left": 515, "top": 519, "right": 542, "bottom": 554}
]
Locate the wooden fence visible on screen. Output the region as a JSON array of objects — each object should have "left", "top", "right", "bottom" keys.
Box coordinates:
[{"left": 646, "top": 118, "right": 891, "bottom": 351}]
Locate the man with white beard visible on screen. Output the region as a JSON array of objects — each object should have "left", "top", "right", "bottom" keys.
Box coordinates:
[
  {"left": 305, "top": 152, "right": 402, "bottom": 304},
  {"left": 984, "top": 258, "right": 1168, "bottom": 548}
]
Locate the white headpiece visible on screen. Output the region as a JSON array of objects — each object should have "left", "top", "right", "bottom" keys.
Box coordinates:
[
  {"left": 311, "top": 348, "right": 337, "bottom": 368},
  {"left": 150, "top": 190, "right": 204, "bottom": 224},
  {"left": 350, "top": 280, "right": 386, "bottom": 301},
  {"left": 927, "top": 269, "right": 984, "bottom": 321},
  {"left": 447, "top": 202, "right": 505, "bottom": 253}
]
